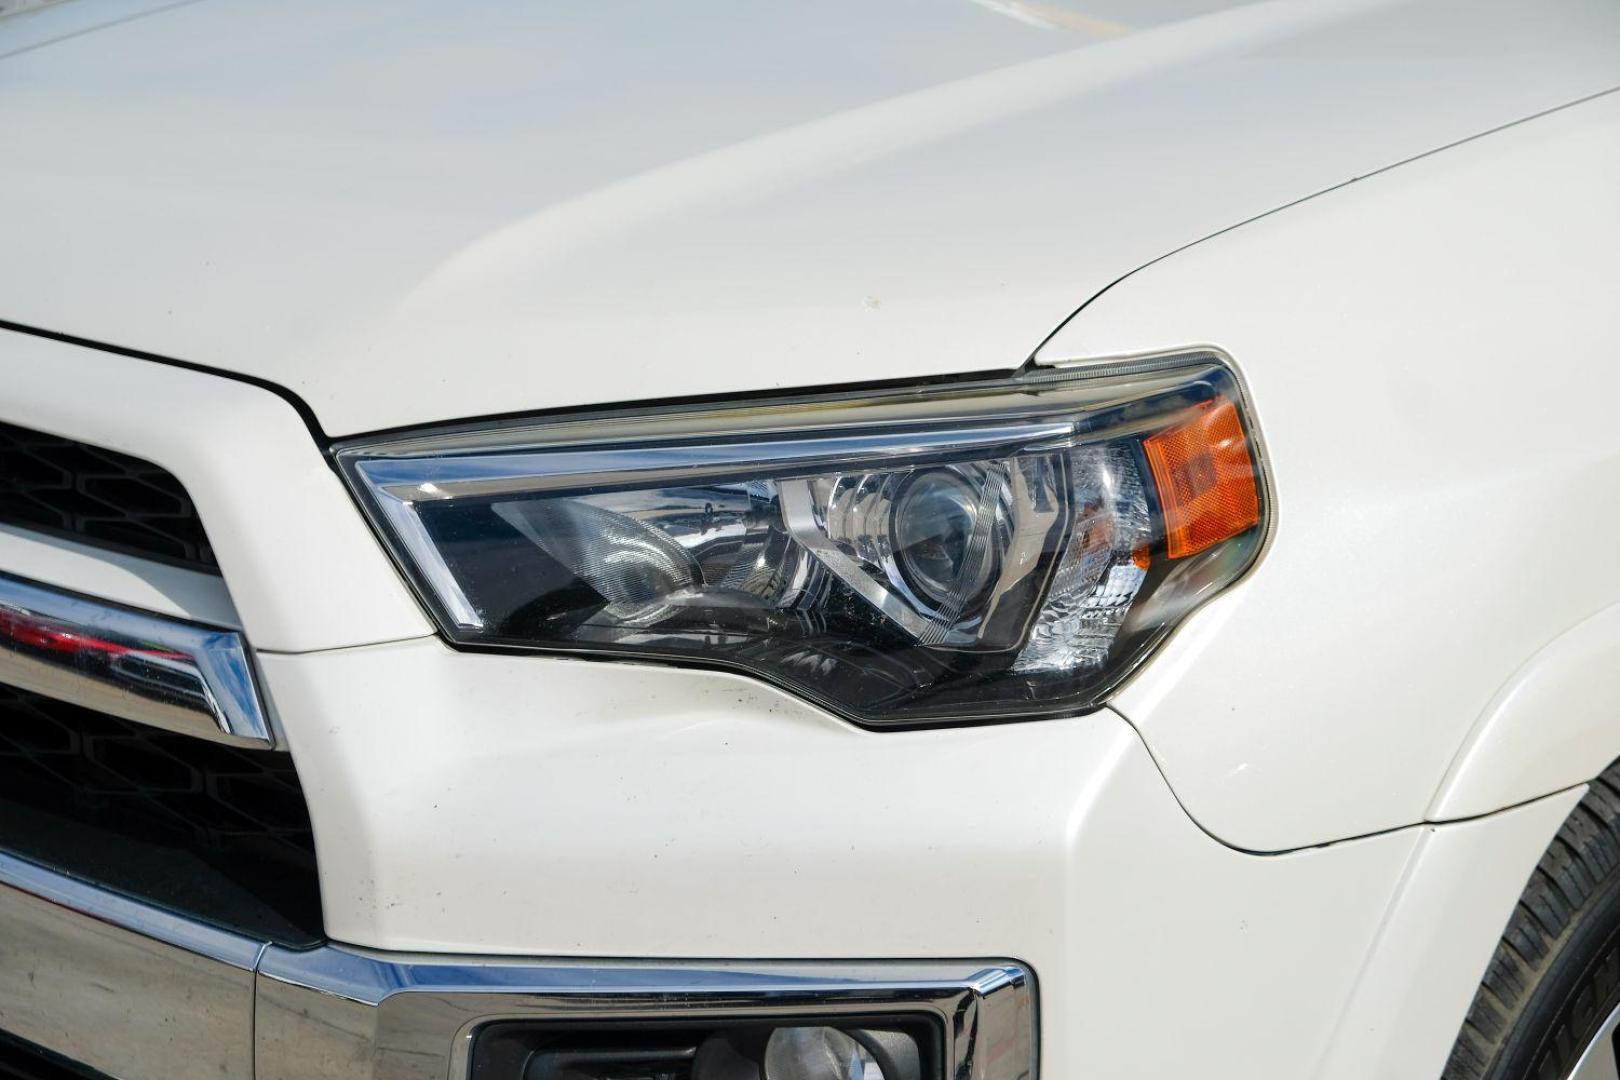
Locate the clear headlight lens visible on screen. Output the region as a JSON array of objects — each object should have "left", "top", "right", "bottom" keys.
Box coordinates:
[{"left": 337, "top": 354, "right": 1266, "bottom": 727}]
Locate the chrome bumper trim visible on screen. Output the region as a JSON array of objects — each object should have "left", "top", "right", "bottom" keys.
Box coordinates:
[
  {"left": 258, "top": 947, "right": 1035, "bottom": 1080},
  {"left": 0, "top": 850, "right": 260, "bottom": 1080},
  {"left": 0, "top": 570, "right": 273, "bottom": 748},
  {"left": 0, "top": 850, "right": 1037, "bottom": 1080}
]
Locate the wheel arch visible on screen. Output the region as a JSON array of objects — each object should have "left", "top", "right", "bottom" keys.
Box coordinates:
[{"left": 1431, "top": 599, "right": 1620, "bottom": 822}]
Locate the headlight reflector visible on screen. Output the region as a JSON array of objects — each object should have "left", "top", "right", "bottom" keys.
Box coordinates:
[{"left": 338, "top": 355, "right": 1266, "bottom": 726}]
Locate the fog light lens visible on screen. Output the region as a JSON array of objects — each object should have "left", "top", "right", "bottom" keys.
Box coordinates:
[{"left": 764, "top": 1028, "right": 881, "bottom": 1080}]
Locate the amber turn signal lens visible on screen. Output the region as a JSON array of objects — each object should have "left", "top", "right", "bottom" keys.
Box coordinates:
[{"left": 1143, "top": 397, "right": 1261, "bottom": 559}]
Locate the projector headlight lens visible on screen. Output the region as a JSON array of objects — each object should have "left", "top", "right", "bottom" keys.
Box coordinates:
[
  {"left": 890, "top": 467, "right": 1001, "bottom": 610},
  {"left": 337, "top": 354, "right": 1266, "bottom": 727}
]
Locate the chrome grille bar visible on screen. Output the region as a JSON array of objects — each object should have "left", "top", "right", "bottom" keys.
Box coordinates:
[{"left": 0, "top": 572, "right": 272, "bottom": 748}]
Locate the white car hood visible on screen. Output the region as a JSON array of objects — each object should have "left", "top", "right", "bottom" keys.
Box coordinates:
[{"left": 2, "top": 0, "right": 1618, "bottom": 436}]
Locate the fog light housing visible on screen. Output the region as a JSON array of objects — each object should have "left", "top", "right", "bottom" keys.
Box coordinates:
[
  {"left": 764, "top": 1027, "right": 919, "bottom": 1080},
  {"left": 477, "top": 1020, "right": 929, "bottom": 1080}
]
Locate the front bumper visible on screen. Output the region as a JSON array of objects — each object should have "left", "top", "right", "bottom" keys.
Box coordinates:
[
  {"left": 259, "top": 638, "right": 1424, "bottom": 1078},
  {"left": 0, "top": 848, "right": 1034, "bottom": 1080}
]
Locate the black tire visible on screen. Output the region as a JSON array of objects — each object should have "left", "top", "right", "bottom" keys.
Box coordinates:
[{"left": 1444, "top": 765, "right": 1620, "bottom": 1080}]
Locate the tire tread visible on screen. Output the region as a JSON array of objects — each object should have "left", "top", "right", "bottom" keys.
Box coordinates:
[{"left": 1444, "top": 764, "right": 1620, "bottom": 1080}]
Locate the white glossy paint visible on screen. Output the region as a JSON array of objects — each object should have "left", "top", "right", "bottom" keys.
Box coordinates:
[
  {"left": 249, "top": 635, "right": 1582, "bottom": 1077},
  {"left": 1433, "top": 602, "right": 1620, "bottom": 821},
  {"left": 3, "top": 4, "right": 1618, "bottom": 1075},
  {"left": 2, "top": 0, "right": 1619, "bottom": 434},
  {"left": 1314, "top": 788, "right": 1584, "bottom": 1080},
  {"left": 260, "top": 636, "right": 1435, "bottom": 1078},
  {"left": 0, "top": 523, "right": 239, "bottom": 628},
  {"left": 4, "top": 319, "right": 1583, "bottom": 1078},
  {"left": 0, "top": 328, "right": 431, "bottom": 652},
  {"left": 1038, "top": 88, "right": 1620, "bottom": 851}
]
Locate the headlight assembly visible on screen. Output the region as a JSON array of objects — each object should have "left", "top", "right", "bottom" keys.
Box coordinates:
[{"left": 336, "top": 353, "right": 1267, "bottom": 727}]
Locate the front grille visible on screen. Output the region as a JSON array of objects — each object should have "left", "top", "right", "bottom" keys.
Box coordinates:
[
  {"left": 0, "top": 683, "right": 322, "bottom": 945},
  {"left": 0, "top": 421, "right": 218, "bottom": 573}
]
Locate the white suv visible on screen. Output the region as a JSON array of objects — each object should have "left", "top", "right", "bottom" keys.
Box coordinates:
[{"left": 2, "top": 2, "right": 1619, "bottom": 1079}]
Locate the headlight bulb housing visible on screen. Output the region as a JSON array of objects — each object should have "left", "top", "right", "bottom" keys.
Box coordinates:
[{"left": 338, "top": 352, "right": 1267, "bottom": 727}]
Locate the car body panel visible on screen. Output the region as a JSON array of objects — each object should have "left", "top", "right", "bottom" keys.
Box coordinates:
[
  {"left": 259, "top": 635, "right": 1411, "bottom": 1078},
  {"left": 0, "top": 327, "right": 431, "bottom": 652},
  {"left": 1315, "top": 788, "right": 1585, "bottom": 1080},
  {"left": 251, "top": 633, "right": 1582, "bottom": 1079},
  {"left": 1037, "top": 88, "right": 1620, "bottom": 850},
  {"left": 2, "top": 0, "right": 1619, "bottom": 434},
  {"left": 1431, "top": 599, "right": 1620, "bottom": 821}
]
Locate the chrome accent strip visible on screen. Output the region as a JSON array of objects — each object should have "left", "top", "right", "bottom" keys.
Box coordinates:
[
  {"left": 332, "top": 362, "right": 1210, "bottom": 461},
  {"left": 357, "top": 422, "right": 1076, "bottom": 501},
  {"left": 0, "top": 570, "right": 273, "bottom": 747},
  {"left": 0, "top": 850, "right": 260, "bottom": 1080},
  {"left": 0, "top": 852, "right": 1036, "bottom": 1080},
  {"left": 0, "top": 847, "right": 265, "bottom": 968},
  {"left": 256, "top": 947, "right": 1036, "bottom": 1080}
]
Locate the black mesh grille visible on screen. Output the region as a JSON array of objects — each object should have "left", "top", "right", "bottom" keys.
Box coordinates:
[
  {"left": 0, "top": 683, "right": 322, "bottom": 945},
  {"left": 0, "top": 421, "right": 218, "bottom": 573}
]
